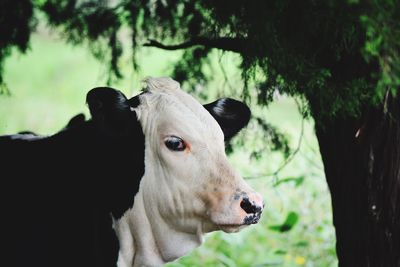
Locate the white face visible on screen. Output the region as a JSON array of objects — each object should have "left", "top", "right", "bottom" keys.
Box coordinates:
[{"left": 134, "top": 78, "right": 263, "bottom": 233}]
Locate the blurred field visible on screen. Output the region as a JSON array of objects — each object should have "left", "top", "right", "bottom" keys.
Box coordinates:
[{"left": 0, "top": 31, "right": 337, "bottom": 267}]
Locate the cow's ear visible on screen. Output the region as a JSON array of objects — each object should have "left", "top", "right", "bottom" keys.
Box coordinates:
[
  {"left": 204, "top": 98, "right": 251, "bottom": 140},
  {"left": 86, "top": 87, "right": 136, "bottom": 134}
]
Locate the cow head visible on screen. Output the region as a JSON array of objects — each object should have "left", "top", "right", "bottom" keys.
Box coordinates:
[
  {"left": 87, "top": 77, "right": 264, "bottom": 265},
  {"left": 134, "top": 77, "right": 263, "bottom": 228}
]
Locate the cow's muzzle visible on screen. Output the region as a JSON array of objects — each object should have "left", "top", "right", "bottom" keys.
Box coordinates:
[{"left": 239, "top": 193, "right": 264, "bottom": 225}]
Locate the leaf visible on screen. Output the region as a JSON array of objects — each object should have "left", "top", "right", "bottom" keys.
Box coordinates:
[
  {"left": 268, "top": 212, "right": 299, "bottom": 232},
  {"left": 294, "top": 241, "right": 309, "bottom": 247},
  {"left": 274, "top": 249, "right": 287, "bottom": 255}
]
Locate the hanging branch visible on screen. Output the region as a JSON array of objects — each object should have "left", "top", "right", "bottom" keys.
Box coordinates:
[
  {"left": 245, "top": 100, "right": 306, "bottom": 180},
  {"left": 143, "top": 37, "right": 245, "bottom": 53},
  {"left": 217, "top": 51, "right": 235, "bottom": 93}
]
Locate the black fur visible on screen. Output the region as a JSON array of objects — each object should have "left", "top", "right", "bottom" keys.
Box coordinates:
[
  {"left": 65, "top": 113, "right": 86, "bottom": 129},
  {"left": 204, "top": 98, "right": 251, "bottom": 140},
  {"left": 0, "top": 87, "right": 144, "bottom": 267}
]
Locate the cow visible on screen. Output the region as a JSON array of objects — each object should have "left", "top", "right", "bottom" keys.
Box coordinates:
[{"left": 0, "top": 77, "right": 264, "bottom": 267}]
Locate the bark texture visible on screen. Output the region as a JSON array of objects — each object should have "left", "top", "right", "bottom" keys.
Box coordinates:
[{"left": 314, "top": 94, "right": 400, "bottom": 267}]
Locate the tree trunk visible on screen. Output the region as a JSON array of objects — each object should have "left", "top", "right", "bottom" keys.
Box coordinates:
[{"left": 313, "top": 93, "right": 400, "bottom": 267}]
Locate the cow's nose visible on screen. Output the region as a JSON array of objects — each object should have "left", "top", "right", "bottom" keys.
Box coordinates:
[
  {"left": 240, "top": 193, "right": 264, "bottom": 225},
  {"left": 240, "top": 193, "right": 264, "bottom": 214}
]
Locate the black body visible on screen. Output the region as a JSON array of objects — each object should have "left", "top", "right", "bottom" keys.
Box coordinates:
[{"left": 0, "top": 88, "right": 145, "bottom": 267}]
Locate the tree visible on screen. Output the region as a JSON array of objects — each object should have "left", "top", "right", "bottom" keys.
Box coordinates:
[{"left": 1, "top": 0, "right": 400, "bottom": 266}]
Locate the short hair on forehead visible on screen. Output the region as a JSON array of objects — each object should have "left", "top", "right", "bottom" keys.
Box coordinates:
[
  {"left": 143, "top": 77, "right": 180, "bottom": 92},
  {"left": 138, "top": 77, "right": 224, "bottom": 138},
  {"left": 141, "top": 77, "right": 209, "bottom": 120}
]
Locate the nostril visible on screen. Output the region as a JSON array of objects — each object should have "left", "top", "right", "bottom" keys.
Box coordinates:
[{"left": 240, "top": 197, "right": 259, "bottom": 214}]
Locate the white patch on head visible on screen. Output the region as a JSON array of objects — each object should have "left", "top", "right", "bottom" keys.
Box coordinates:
[{"left": 135, "top": 77, "right": 225, "bottom": 145}]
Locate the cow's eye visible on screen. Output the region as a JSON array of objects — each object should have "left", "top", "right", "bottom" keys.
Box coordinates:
[{"left": 165, "top": 136, "right": 186, "bottom": 151}]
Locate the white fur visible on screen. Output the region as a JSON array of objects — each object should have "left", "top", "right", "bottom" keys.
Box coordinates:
[{"left": 115, "top": 77, "right": 261, "bottom": 267}]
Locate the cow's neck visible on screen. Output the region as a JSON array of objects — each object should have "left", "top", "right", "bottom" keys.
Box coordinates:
[
  {"left": 116, "top": 173, "right": 204, "bottom": 267},
  {"left": 49, "top": 120, "right": 145, "bottom": 220}
]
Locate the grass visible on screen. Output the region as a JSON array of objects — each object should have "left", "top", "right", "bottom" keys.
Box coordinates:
[{"left": 0, "top": 31, "right": 337, "bottom": 267}]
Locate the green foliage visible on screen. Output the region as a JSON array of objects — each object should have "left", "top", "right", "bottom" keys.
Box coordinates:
[
  {"left": 269, "top": 211, "right": 299, "bottom": 233},
  {"left": 172, "top": 47, "right": 211, "bottom": 86},
  {"left": 360, "top": 0, "right": 400, "bottom": 101},
  {"left": 202, "top": 0, "right": 385, "bottom": 121},
  {"left": 40, "top": 0, "right": 124, "bottom": 82},
  {"left": 0, "top": 0, "right": 35, "bottom": 85},
  {"left": 1, "top": 0, "right": 399, "bottom": 121}
]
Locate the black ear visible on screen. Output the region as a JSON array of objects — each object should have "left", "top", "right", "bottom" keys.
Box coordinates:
[
  {"left": 86, "top": 87, "right": 136, "bottom": 134},
  {"left": 204, "top": 98, "right": 251, "bottom": 140}
]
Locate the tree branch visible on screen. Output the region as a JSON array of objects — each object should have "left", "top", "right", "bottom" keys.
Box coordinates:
[{"left": 143, "top": 36, "right": 245, "bottom": 53}]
